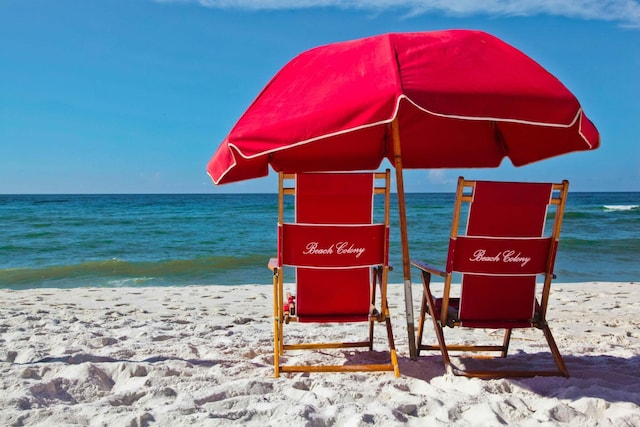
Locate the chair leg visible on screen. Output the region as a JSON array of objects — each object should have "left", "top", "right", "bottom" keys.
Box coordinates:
[
  {"left": 542, "top": 323, "right": 570, "bottom": 377},
  {"left": 415, "top": 270, "right": 457, "bottom": 373},
  {"left": 368, "top": 319, "right": 375, "bottom": 351},
  {"left": 385, "top": 316, "right": 400, "bottom": 377},
  {"left": 273, "top": 269, "right": 283, "bottom": 378},
  {"left": 274, "top": 318, "right": 281, "bottom": 378},
  {"left": 369, "top": 267, "right": 379, "bottom": 351},
  {"left": 431, "top": 310, "right": 453, "bottom": 374},
  {"left": 416, "top": 270, "right": 434, "bottom": 356},
  {"left": 378, "top": 264, "right": 399, "bottom": 377},
  {"left": 501, "top": 329, "right": 512, "bottom": 358},
  {"left": 416, "top": 291, "right": 429, "bottom": 356}
]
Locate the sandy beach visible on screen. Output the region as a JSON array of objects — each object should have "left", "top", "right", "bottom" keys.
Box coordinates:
[{"left": 1, "top": 282, "right": 638, "bottom": 426}]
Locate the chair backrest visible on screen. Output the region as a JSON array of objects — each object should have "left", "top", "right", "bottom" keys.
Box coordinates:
[
  {"left": 277, "top": 171, "right": 390, "bottom": 322},
  {"left": 446, "top": 178, "right": 568, "bottom": 327}
]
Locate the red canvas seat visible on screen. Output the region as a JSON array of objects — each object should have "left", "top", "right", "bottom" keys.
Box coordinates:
[
  {"left": 269, "top": 170, "right": 399, "bottom": 377},
  {"left": 412, "top": 177, "right": 570, "bottom": 378}
]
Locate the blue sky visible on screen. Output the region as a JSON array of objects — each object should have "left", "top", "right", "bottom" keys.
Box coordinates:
[{"left": 1, "top": 0, "right": 638, "bottom": 193}]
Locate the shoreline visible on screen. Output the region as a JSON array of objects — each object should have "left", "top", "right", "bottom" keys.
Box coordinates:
[
  {"left": 2, "top": 280, "right": 636, "bottom": 291},
  {"left": 1, "top": 282, "right": 639, "bottom": 425}
]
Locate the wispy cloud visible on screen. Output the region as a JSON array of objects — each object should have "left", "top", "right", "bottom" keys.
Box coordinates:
[
  {"left": 427, "top": 170, "right": 455, "bottom": 186},
  {"left": 154, "top": 0, "right": 640, "bottom": 28}
]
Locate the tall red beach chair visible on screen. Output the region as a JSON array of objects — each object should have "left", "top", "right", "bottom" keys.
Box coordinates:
[
  {"left": 412, "top": 177, "right": 570, "bottom": 378},
  {"left": 269, "top": 170, "right": 400, "bottom": 377}
]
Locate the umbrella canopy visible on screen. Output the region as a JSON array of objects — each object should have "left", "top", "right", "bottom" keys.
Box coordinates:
[
  {"left": 208, "top": 29, "right": 599, "bottom": 185},
  {"left": 206, "top": 29, "right": 600, "bottom": 359}
]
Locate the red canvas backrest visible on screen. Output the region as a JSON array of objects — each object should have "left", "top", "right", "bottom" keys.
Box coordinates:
[
  {"left": 295, "top": 173, "right": 374, "bottom": 224},
  {"left": 467, "top": 181, "right": 551, "bottom": 237},
  {"left": 454, "top": 181, "right": 554, "bottom": 324},
  {"left": 282, "top": 172, "right": 383, "bottom": 322}
]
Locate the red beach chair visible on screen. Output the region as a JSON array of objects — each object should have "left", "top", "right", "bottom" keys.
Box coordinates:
[
  {"left": 412, "top": 177, "right": 570, "bottom": 378},
  {"left": 269, "top": 170, "right": 400, "bottom": 377}
]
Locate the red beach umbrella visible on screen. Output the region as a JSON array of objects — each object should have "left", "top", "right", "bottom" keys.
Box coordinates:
[{"left": 206, "top": 29, "right": 600, "bottom": 358}]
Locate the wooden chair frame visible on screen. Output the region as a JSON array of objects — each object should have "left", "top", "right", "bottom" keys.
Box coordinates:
[
  {"left": 269, "top": 170, "right": 399, "bottom": 378},
  {"left": 412, "top": 177, "right": 570, "bottom": 378}
]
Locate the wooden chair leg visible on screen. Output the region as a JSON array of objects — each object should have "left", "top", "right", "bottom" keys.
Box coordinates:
[
  {"left": 386, "top": 316, "right": 400, "bottom": 377},
  {"left": 542, "top": 323, "right": 570, "bottom": 377},
  {"left": 416, "top": 270, "right": 433, "bottom": 355},
  {"left": 274, "top": 318, "right": 281, "bottom": 378},
  {"left": 273, "top": 271, "right": 281, "bottom": 378},
  {"left": 369, "top": 267, "right": 379, "bottom": 350},
  {"left": 416, "top": 292, "right": 429, "bottom": 356},
  {"left": 431, "top": 310, "right": 453, "bottom": 373},
  {"left": 368, "top": 319, "right": 375, "bottom": 351},
  {"left": 417, "top": 273, "right": 453, "bottom": 373},
  {"left": 501, "top": 329, "right": 512, "bottom": 357}
]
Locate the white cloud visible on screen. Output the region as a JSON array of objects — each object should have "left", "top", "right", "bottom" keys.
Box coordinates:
[
  {"left": 154, "top": 0, "right": 640, "bottom": 27},
  {"left": 427, "top": 170, "right": 455, "bottom": 185}
]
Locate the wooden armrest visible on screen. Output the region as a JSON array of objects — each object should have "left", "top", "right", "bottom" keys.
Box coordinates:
[
  {"left": 410, "top": 260, "right": 447, "bottom": 278},
  {"left": 268, "top": 258, "right": 279, "bottom": 271}
]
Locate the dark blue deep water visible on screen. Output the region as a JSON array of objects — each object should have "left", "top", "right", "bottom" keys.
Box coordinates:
[{"left": 1, "top": 192, "right": 638, "bottom": 288}]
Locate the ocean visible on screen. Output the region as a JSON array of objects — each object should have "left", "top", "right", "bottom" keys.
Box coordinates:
[{"left": 1, "top": 192, "right": 638, "bottom": 288}]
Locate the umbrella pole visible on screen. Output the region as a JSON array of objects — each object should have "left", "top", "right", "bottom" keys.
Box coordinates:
[{"left": 391, "top": 119, "right": 418, "bottom": 360}]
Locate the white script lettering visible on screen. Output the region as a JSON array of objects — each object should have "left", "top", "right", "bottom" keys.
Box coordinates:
[
  {"left": 469, "top": 249, "right": 531, "bottom": 267},
  {"left": 336, "top": 242, "right": 366, "bottom": 258},
  {"left": 303, "top": 242, "right": 366, "bottom": 258},
  {"left": 303, "top": 242, "right": 334, "bottom": 255},
  {"left": 501, "top": 250, "right": 531, "bottom": 267}
]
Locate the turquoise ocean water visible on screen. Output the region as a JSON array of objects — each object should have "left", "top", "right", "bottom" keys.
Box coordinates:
[{"left": 1, "top": 192, "right": 638, "bottom": 288}]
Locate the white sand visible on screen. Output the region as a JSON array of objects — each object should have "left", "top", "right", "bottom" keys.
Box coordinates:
[{"left": 1, "top": 282, "right": 639, "bottom": 426}]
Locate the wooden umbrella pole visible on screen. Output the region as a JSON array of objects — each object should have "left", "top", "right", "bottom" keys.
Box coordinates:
[{"left": 391, "top": 119, "right": 417, "bottom": 360}]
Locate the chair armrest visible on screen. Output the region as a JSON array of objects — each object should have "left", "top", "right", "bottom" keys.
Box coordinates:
[
  {"left": 268, "top": 258, "right": 279, "bottom": 271},
  {"left": 411, "top": 260, "right": 447, "bottom": 278}
]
